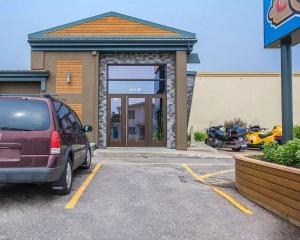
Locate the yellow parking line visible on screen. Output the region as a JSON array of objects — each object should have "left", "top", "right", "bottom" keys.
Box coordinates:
[
  {"left": 212, "top": 179, "right": 235, "bottom": 185},
  {"left": 181, "top": 164, "right": 253, "bottom": 215},
  {"left": 199, "top": 169, "right": 234, "bottom": 180},
  {"left": 211, "top": 187, "right": 253, "bottom": 215},
  {"left": 65, "top": 163, "right": 102, "bottom": 209},
  {"left": 182, "top": 164, "right": 205, "bottom": 182}
]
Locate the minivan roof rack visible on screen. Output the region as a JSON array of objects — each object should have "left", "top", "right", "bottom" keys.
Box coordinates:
[{"left": 0, "top": 94, "right": 57, "bottom": 98}]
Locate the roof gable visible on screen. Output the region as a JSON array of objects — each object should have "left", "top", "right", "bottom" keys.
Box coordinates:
[
  {"left": 29, "top": 12, "right": 196, "bottom": 39},
  {"left": 28, "top": 12, "right": 197, "bottom": 52},
  {"left": 47, "top": 16, "right": 179, "bottom": 36}
]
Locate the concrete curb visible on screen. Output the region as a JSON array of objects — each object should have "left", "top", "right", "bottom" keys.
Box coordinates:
[{"left": 93, "top": 149, "right": 233, "bottom": 159}]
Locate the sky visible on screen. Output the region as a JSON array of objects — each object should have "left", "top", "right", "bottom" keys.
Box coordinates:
[{"left": 0, "top": 0, "right": 300, "bottom": 72}]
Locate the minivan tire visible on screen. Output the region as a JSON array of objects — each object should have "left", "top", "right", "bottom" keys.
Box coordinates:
[
  {"left": 81, "top": 147, "right": 92, "bottom": 170},
  {"left": 52, "top": 157, "right": 73, "bottom": 195}
]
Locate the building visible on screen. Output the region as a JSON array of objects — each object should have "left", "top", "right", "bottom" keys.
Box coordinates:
[
  {"left": 189, "top": 72, "right": 300, "bottom": 132},
  {"left": 0, "top": 12, "right": 199, "bottom": 150}
]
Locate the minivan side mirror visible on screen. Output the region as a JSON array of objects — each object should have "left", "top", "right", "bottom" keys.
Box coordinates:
[{"left": 83, "top": 125, "right": 93, "bottom": 133}]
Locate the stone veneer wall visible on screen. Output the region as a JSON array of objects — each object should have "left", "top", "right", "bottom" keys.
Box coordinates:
[
  {"left": 187, "top": 73, "right": 196, "bottom": 125},
  {"left": 99, "top": 53, "right": 176, "bottom": 148}
]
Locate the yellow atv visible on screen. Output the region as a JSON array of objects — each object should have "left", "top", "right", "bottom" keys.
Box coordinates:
[{"left": 246, "top": 125, "right": 283, "bottom": 149}]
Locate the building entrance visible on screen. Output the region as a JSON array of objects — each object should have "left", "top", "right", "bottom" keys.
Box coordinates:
[
  {"left": 106, "top": 65, "right": 167, "bottom": 147},
  {"left": 107, "top": 95, "right": 166, "bottom": 147}
]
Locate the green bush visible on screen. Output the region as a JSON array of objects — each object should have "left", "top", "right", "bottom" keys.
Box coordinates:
[
  {"left": 262, "top": 142, "right": 279, "bottom": 161},
  {"left": 296, "top": 150, "right": 300, "bottom": 161},
  {"left": 263, "top": 139, "right": 300, "bottom": 167},
  {"left": 194, "top": 131, "right": 207, "bottom": 142},
  {"left": 294, "top": 125, "right": 300, "bottom": 139}
]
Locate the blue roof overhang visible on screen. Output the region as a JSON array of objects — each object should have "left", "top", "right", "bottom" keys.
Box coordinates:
[
  {"left": 28, "top": 37, "right": 197, "bottom": 52},
  {"left": 0, "top": 70, "right": 49, "bottom": 91}
]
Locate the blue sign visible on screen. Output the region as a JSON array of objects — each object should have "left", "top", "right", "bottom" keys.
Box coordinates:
[{"left": 264, "top": 0, "right": 300, "bottom": 47}]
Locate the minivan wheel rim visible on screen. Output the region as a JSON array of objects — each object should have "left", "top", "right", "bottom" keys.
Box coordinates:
[
  {"left": 66, "top": 163, "right": 72, "bottom": 189},
  {"left": 86, "top": 150, "right": 91, "bottom": 166}
]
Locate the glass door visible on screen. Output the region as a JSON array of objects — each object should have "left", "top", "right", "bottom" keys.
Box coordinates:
[
  {"left": 127, "top": 97, "right": 148, "bottom": 147},
  {"left": 107, "top": 95, "right": 166, "bottom": 147},
  {"left": 108, "top": 96, "right": 125, "bottom": 147},
  {"left": 107, "top": 65, "right": 167, "bottom": 147}
]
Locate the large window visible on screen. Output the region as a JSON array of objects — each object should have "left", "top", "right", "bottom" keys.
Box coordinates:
[
  {"left": 0, "top": 99, "right": 50, "bottom": 131},
  {"left": 108, "top": 65, "right": 166, "bottom": 94}
]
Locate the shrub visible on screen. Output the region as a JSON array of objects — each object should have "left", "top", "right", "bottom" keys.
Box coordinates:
[
  {"left": 194, "top": 131, "right": 207, "bottom": 142},
  {"left": 294, "top": 125, "right": 300, "bottom": 139},
  {"left": 262, "top": 142, "right": 279, "bottom": 161},
  {"left": 263, "top": 139, "right": 300, "bottom": 167},
  {"left": 224, "top": 118, "right": 247, "bottom": 128},
  {"left": 296, "top": 150, "right": 300, "bottom": 162}
]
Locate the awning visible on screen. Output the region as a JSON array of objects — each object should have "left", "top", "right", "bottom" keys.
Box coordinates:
[
  {"left": 0, "top": 70, "right": 49, "bottom": 91},
  {"left": 187, "top": 53, "right": 200, "bottom": 64}
]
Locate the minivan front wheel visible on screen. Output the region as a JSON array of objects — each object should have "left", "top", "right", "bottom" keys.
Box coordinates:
[{"left": 52, "top": 157, "right": 73, "bottom": 195}]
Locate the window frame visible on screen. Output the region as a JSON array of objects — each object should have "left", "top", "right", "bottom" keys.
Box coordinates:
[
  {"left": 128, "top": 110, "right": 135, "bottom": 120},
  {"left": 128, "top": 127, "right": 136, "bottom": 135},
  {"left": 107, "top": 64, "right": 167, "bottom": 95}
]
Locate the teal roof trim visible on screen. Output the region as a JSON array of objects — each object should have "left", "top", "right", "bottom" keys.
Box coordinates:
[
  {"left": 28, "top": 11, "right": 196, "bottom": 40},
  {"left": 187, "top": 53, "right": 200, "bottom": 64},
  {"left": 187, "top": 71, "right": 197, "bottom": 76},
  {"left": 0, "top": 70, "right": 48, "bottom": 91}
]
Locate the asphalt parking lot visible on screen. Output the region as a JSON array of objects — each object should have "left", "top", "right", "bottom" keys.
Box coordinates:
[{"left": 0, "top": 156, "right": 299, "bottom": 240}]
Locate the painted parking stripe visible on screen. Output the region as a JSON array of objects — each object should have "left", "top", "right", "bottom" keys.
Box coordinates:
[
  {"left": 198, "top": 169, "right": 234, "bottom": 180},
  {"left": 181, "top": 164, "right": 253, "bottom": 215},
  {"left": 65, "top": 163, "right": 102, "bottom": 209},
  {"left": 211, "top": 187, "right": 253, "bottom": 215}
]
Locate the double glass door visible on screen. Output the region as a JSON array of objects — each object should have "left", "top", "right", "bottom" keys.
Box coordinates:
[{"left": 108, "top": 95, "right": 166, "bottom": 147}]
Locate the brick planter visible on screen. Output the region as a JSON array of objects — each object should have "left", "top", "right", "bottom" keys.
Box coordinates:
[{"left": 235, "top": 155, "right": 300, "bottom": 227}]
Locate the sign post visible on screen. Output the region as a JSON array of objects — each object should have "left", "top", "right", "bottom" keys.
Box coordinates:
[
  {"left": 280, "top": 37, "right": 294, "bottom": 141},
  {"left": 264, "top": 0, "right": 300, "bottom": 141}
]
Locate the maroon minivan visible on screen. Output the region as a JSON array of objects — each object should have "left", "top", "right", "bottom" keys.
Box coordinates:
[{"left": 0, "top": 95, "right": 93, "bottom": 195}]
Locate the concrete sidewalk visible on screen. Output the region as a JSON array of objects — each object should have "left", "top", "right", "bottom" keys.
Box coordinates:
[{"left": 94, "top": 144, "right": 233, "bottom": 159}]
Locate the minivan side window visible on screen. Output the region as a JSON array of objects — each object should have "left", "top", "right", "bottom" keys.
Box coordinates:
[
  {"left": 53, "top": 101, "right": 73, "bottom": 132},
  {"left": 66, "top": 106, "right": 83, "bottom": 133}
]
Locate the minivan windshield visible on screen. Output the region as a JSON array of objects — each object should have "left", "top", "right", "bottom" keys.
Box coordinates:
[{"left": 0, "top": 99, "right": 50, "bottom": 131}]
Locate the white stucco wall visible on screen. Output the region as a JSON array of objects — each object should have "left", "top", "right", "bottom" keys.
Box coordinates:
[{"left": 189, "top": 73, "right": 300, "bottom": 131}]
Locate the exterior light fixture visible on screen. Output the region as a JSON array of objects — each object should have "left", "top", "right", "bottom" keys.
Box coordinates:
[{"left": 67, "top": 72, "right": 72, "bottom": 84}]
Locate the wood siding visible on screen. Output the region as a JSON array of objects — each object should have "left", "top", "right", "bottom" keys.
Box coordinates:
[
  {"left": 47, "top": 16, "right": 178, "bottom": 36},
  {"left": 235, "top": 155, "right": 300, "bottom": 227},
  {"left": 68, "top": 103, "right": 83, "bottom": 122},
  {"left": 56, "top": 61, "right": 83, "bottom": 94},
  {"left": 0, "top": 82, "right": 40, "bottom": 94}
]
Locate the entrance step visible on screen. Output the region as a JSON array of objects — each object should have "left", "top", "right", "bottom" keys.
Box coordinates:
[{"left": 93, "top": 147, "right": 233, "bottom": 159}]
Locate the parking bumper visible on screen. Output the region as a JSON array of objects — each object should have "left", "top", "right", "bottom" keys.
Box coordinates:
[{"left": 0, "top": 166, "right": 64, "bottom": 183}]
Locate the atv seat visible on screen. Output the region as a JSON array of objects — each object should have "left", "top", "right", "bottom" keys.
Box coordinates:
[{"left": 259, "top": 132, "right": 273, "bottom": 139}]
